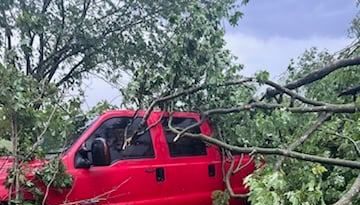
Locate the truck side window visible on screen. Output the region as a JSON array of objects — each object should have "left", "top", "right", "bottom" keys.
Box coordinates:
[
  {"left": 85, "top": 117, "right": 154, "bottom": 163},
  {"left": 162, "top": 117, "right": 206, "bottom": 157}
]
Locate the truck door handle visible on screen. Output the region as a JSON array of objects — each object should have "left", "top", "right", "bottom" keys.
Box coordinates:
[
  {"left": 208, "top": 164, "right": 215, "bottom": 177},
  {"left": 156, "top": 167, "right": 165, "bottom": 182}
]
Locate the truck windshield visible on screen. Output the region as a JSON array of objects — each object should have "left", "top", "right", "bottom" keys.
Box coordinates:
[{"left": 46, "top": 116, "right": 98, "bottom": 155}]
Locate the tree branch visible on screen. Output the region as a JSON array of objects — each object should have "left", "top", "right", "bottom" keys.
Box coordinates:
[
  {"left": 30, "top": 106, "right": 58, "bottom": 152},
  {"left": 205, "top": 102, "right": 359, "bottom": 114},
  {"left": 275, "top": 112, "right": 333, "bottom": 169},
  {"left": 129, "top": 78, "right": 253, "bottom": 142},
  {"left": 32, "top": 44, "right": 72, "bottom": 77},
  {"left": 333, "top": 174, "right": 360, "bottom": 205},
  {"left": 129, "top": 75, "right": 359, "bottom": 149},
  {"left": 45, "top": 46, "right": 88, "bottom": 82},
  {"left": 25, "top": 33, "right": 35, "bottom": 75},
  {"left": 36, "top": 0, "right": 53, "bottom": 79},
  {"left": 225, "top": 158, "right": 249, "bottom": 198},
  {"left": 262, "top": 79, "right": 326, "bottom": 106},
  {"left": 52, "top": 0, "right": 65, "bottom": 56},
  {"left": 1, "top": 8, "right": 14, "bottom": 66},
  {"left": 264, "top": 56, "right": 360, "bottom": 99},
  {"left": 55, "top": 58, "right": 86, "bottom": 86},
  {"left": 60, "top": 177, "right": 132, "bottom": 205},
  {"left": 42, "top": 0, "right": 52, "bottom": 13},
  {"left": 168, "top": 122, "right": 360, "bottom": 169},
  {"left": 42, "top": 158, "right": 59, "bottom": 205},
  {"left": 325, "top": 130, "right": 360, "bottom": 157}
]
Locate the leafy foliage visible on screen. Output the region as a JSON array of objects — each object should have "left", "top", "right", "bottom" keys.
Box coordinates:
[
  {"left": 212, "top": 190, "right": 230, "bottom": 205},
  {"left": 0, "top": 63, "right": 83, "bottom": 203},
  {"left": 246, "top": 166, "right": 328, "bottom": 205},
  {"left": 123, "top": 0, "right": 247, "bottom": 109},
  {"left": 242, "top": 48, "right": 360, "bottom": 204},
  {"left": 36, "top": 158, "right": 73, "bottom": 190}
]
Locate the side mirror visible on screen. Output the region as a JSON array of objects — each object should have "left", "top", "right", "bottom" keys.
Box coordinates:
[
  {"left": 78, "top": 145, "right": 89, "bottom": 158},
  {"left": 91, "top": 138, "right": 111, "bottom": 166},
  {"left": 75, "top": 154, "right": 91, "bottom": 169},
  {"left": 75, "top": 145, "right": 91, "bottom": 169}
]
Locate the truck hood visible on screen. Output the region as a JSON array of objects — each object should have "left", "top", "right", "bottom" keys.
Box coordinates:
[{"left": 0, "top": 156, "right": 46, "bottom": 201}]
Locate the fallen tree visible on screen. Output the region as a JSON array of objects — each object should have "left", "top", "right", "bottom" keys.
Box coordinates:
[{"left": 124, "top": 54, "right": 360, "bottom": 204}]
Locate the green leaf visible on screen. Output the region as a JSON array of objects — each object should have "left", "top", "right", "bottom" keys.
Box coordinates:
[
  {"left": 255, "top": 70, "right": 270, "bottom": 82},
  {"left": 229, "top": 11, "right": 243, "bottom": 26}
]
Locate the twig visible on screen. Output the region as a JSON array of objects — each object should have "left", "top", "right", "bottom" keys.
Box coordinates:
[
  {"left": 42, "top": 160, "right": 60, "bottom": 205},
  {"left": 218, "top": 126, "right": 229, "bottom": 185},
  {"left": 173, "top": 114, "right": 207, "bottom": 142},
  {"left": 275, "top": 112, "right": 332, "bottom": 169},
  {"left": 122, "top": 109, "right": 140, "bottom": 149},
  {"left": 233, "top": 155, "right": 254, "bottom": 174},
  {"left": 138, "top": 111, "right": 165, "bottom": 136},
  {"left": 233, "top": 154, "right": 245, "bottom": 174},
  {"left": 31, "top": 105, "right": 58, "bottom": 151},
  {"left": 325, "top": 130, "right": 360, "bottom": 157},
  {"left": 225, "top": 158, "right": 249, "bottom": 198},
  {"left": 59, "top": 177, "right": 132, "bottom": 205},
  {"left": 9, "top": 114, "right": 20, "bottom": 203},
  {"left": 336, "top": 39, "right": 360, "bottom": 58}
]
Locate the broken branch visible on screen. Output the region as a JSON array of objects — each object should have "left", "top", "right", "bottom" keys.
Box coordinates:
[
  {"left": 275, "top": 112, "right": 333, "bottom": 169},
  {"left": 168, "top": 123, "right": 360, "bottom": 169},
  {"left": 263, "top": 56, "right": 360, "bottom": 98}
]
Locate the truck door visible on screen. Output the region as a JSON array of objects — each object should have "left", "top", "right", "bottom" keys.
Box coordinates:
[
  {"left": 160, "top": 116, "right": 222, "bottom": 205},
  {"left": 63, "top": 116, "right": 167, "bottom": 205}
]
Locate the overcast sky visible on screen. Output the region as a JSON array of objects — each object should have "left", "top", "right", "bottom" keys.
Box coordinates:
[
  {"left": 83, "top": 0, "right": 358, "bottom": 109},
  {"left": 224, "top": 0, "right": 357, "bottom": 77}
]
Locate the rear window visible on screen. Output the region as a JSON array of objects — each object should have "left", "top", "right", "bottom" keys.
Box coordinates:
[{"left": 162, "top": 117, "right": 207, "bottom": 157}]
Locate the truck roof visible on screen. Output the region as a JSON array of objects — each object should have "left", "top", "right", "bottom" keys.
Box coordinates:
[{"left": 101, "top": 109, "right": 202, "bottom": 119}]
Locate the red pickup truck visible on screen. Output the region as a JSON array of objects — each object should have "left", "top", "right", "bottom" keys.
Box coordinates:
[{"left": 0, "top": 110, "right": 255, "bottom": 205}]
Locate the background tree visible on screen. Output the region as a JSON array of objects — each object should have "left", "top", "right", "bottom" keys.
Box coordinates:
[
  {"left": 0, "top": 0, "right": 248, "bottom": 203},
  {"left": 122, "top": 0, "right": 247, "bottom": 109},
  {"left": 0, "top": 0, "right": 244, "bottom": 89}
]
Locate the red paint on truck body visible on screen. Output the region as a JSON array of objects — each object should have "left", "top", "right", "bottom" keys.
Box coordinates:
[{"left": 0, "top": 110, "right": 255, "bottom": 205}]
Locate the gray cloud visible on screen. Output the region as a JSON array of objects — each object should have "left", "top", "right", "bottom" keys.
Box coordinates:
[
  {"left": 227, "top": 0, "right": 357, "bottom": 39},
  {"left": 225, "top": 32, "right": 350, "bottom": 79}
]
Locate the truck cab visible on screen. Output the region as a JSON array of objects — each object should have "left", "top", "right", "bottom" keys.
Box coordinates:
[{"left": 0, "top": 110, "right": 255, "bottom": 205}]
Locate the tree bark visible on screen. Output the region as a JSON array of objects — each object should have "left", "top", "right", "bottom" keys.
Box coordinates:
[
  {"left": 275, "top": 112, "right": 332, "bottom": 169},
  {"left": 333, "top": 174, "right": 360, "bottom": 205},
  {"left": 10, "top": 114, "right": 20, "bottom": 203},
  {"left": 264, "top": 56, "right": 360, "bottom": 98}
]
